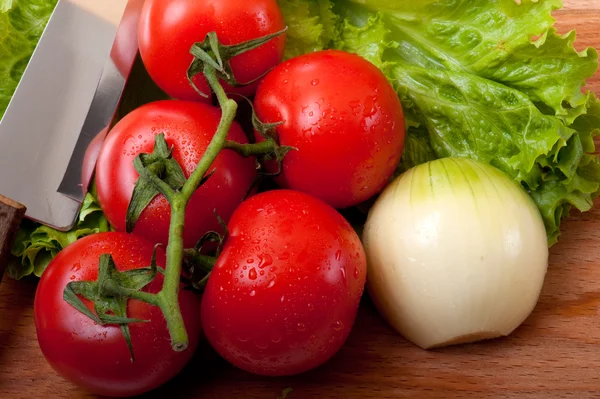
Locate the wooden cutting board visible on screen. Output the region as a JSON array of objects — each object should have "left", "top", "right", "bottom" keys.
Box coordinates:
[{"left": 2, "top": 2, "right": 600, "bottom": 398}]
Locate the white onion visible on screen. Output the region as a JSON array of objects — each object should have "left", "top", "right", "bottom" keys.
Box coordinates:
[{"left": 362, "top": 157, "right": 549, "bottom": 349}]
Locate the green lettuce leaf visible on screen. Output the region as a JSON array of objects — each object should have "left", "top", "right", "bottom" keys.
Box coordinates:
[
  {"left": 0, "top": 0, "right": 58, "bottom": 118},
  {"left": 7, "top": 191, "right": 110, "bottom": 280},
  {"left": 485, "top": 28, "right": 598, "bottom": 124},
  {"left": 339, "top": 0, "right": 596, "bottom": 118},
  {"left": 325, "top": 0, "right": 600, "bottom": 245},
  {"left": 334, "top": 12, "right": 391, "bottom": 72},
  {"left": 395, "top": 126, "right": 437, "bottom": 175},
  {"left": 391, "top": 65, "right": 574, "bottom": 190},
  {"left": 277, "top": 0, "right": 339, "bottom": 60}
]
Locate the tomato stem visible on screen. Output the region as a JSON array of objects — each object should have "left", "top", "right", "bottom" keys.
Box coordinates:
[
  {"left": 158, "top": 64, "right": 239, "bottom": 351},
  {"left": 224, "top": 138, "right": 277, "bottom": 157},
  {"left": 157, "top": 196, "right": 189, "bottom": 351},
  {"left": 182, "top": 68, "right": 238, "bottom": 200}
]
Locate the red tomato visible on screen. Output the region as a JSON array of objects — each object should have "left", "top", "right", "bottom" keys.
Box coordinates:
[
  {"left": 110, "top": 0, "right": 146, "bottom": 78},
  {"left": 95, "top": 100, "right": 256, "bottom": 248},
  {"left": 34, "top": 232, "right": 202, "bottom": 397},
  {"left": 81, "top": 127, "right": 107, "bottom": 195},
  {"left": 254, "top": 50, "right": 406, "bottom": 209},
  {"left": 138, "top": 0, "right": 286, "bottom": 102},
  {"left": 201, "top": 190, "right": 367, "bottom": 376}
]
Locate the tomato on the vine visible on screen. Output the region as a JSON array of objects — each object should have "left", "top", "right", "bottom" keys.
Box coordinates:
[
  {"left": 138, "top": 0, "right": 286, "bottom": 102},
  {"left": 95, "top": 100, "right": 256, "bottom": 248},
  {"left": 201, "top": 189, "right": 367, "bottom": 376},
  {"left": 254, "top": 49, "right": 406, "bottom": 209},
  {"left": 34, "top": 232, "right": 202, "bottom": 397}
]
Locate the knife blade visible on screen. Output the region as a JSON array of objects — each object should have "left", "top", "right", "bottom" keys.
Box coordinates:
[
  {"left": 58, "top": 0, "right": 146, "bottom": 203},
  {"left": 0, "top": 0, "right": 140, "bottom": 232},
  {"left": 0, "top": 0, "right": 143, "bottom": 276}
]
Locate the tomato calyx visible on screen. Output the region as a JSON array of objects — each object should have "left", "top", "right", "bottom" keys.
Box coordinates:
[
  {"left": 224, "top": 96, "right": 295, "bottom": 177},
  {"left": 182, "top": 211, "right": 228, "bottom": 290},
  {"left": 63, "top": 251, "right": 162, "bottom": 362},
  {"left": 126, "top": 133, "right": 193, "bottom": 232},
  {"left": 187, "top": 28, "right": 288, "bottom": 98},
  {"left": 183, "top": 248, "right": 217, "bottom": 290}
]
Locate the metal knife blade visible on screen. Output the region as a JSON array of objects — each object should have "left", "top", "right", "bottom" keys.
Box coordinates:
[
  {"left": 0, "top": 0, "right": 139, "bottom": 231},
  {"left": 58, "top": 0, "right": 146, "bottom": 202}
]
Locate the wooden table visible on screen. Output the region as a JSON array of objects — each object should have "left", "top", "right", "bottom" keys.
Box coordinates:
[{"left": 2, "top": 2, "right": 600, "bottom": 398}]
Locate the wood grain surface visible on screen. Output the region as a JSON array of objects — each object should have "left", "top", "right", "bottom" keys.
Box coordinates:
[{"left": 2, "top": 2, "right": 600, "bottom": 398}]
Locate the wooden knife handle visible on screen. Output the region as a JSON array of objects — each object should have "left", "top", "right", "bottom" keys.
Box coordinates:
[{"left": 0, "top": 195, "right": 26, "bottom": 284}]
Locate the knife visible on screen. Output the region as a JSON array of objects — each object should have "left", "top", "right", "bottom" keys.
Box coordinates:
[{"left": 0, "top": 0, "right": 143, "bottom": 280}]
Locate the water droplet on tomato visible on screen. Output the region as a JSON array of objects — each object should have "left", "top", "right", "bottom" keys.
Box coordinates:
[
  {"left": 247, "top": 258, "right": 254, "bottom": 264},
  {"left": 335, "top": 250, "right": 342, "bottom": 261},
  {"left": 353, "top": 267, "right": 360, "bottom": 279},
  {"left": 349, "top": 100, "right": 361, "bottom": 115},
  {"left": 271, "top": 332, "right": 282, "bottom": 343},
  {"left": 297, "top": 323, "right": 306, "bottom": 332},
  {"left": 243, "top": 265, "right": 248, "bottom": 271},
  {"left": 280, "top": 295, "right": 285, "bottom": 303},
  {"left": 307, "top": 303, "right": 314, "bottom": 311},
  {"left": 249, "top": 268, "right": 258, "bottom": 280},
  {"left": 340, "top": 267, "right": 347, "bottom": 283},
  {"left": 249, "top": 290, "right": 256, "bottom": 297},
  {"left": 238, "top": 335, "right": 250, "bottom": 343},
  {"left": 311, "top": 79, "right": 319, "bottom": 86},
  {"left": 258, "top": 253, "right": 273, "bottom": 269},
  {"left": 267, "top": 279, "right": 276, "bottom": 289},
  {"left": 363, "top": 96, "right": 378, "bottom": 117},
  {"left": 255, "top": 340, "right": 269, "bottom": 350}
]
